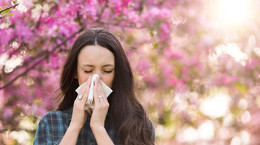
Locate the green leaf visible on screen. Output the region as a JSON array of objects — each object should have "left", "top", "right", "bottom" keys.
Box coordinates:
[
  {"left": 7, "top": 13, "right": 14, "bottom": 16},
  {"left": 235, "top": 82, "right": 247, "bottom": 93},
  {"left": 150, "top": 31, "right": 154, "bottom": 37},
  {"left": 3, "top": 8, "right": 11, "bottom": 14},
  {"left": 153, "top": 42, "right": 158, "bottom": 48},
  {"left": 3, "top": 13, "right": 13, "bottom": 17}
]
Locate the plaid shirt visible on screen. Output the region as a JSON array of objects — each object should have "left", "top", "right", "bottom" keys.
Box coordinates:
[{"left": 33, "top": 107, "right": 121, "bottom": 145}]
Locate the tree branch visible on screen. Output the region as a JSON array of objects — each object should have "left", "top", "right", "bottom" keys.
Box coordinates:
[
  {"left": 0, "top": 27, "right": 85, "bottom": 90},
  {"left": 2, "top": 49, "right": 48, "bottom": 78},
  {"left": 0, "top": 4, "right": 19, "bottom": 14},
  {"left": 96, "top": 0, "right": 108, "bottom": 22}
]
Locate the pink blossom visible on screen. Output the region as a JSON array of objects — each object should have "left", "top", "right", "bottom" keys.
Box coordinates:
[
  {"left": 181, "top": 66, "right": 189, "bottom": 74},
  {"left": 169, "top": 77, "right": 180, "bottom": 87},
  {"left": 215, "top": 75, "right": 238, "bottom": 85},
  {"left": 122, "top": 0, "right": 131, "bottom": 7},
  {"left": 141, "top": 7, "right": 171, "bottom": 24},
  {"left": 245, "top": 58, "right": 259, "bottom": 71},
  {"left": 164, "top": 48, "right": 185, "bottom": 60},
  {"left": 0, "top": 29, "right": 15, "bottom": 51},
  {"left": 112, "top": 1, "right": 122, "bottom": 15},
  {"left": 3, "top": 107, "right": 13, "bottom": 119},
  {"left": 159, "top": 20, "right": 172, "bottom": 41},
  {"left": 135, "top": 59, "right": 151, "bottom": 75},
  {"left": 126, "top": 11, "right": 141, "bottom": 27},
  {"left": 14, "top": 20, "right": 34, "bottom": 43},
  {"left": 159, "top": 57, "right": 173, "bottom": 76},
  {"left": 1, "top": 0, "right": 260, "bottom": 144},
  {"left": 0, "top": 90, "right": 5, "bottom": 110},
  {"left": 30, "top": 105, "right": 47, "bottom": 117},
  {"left": 49, "top": 53, "right": 59, "bottom": 69},
  {"left": 246, "top": 109, "right": 260, "bottom": 134},
  {"left": 101, "top": 8, "right": 112, "bottom": 22},
  {"left": 143, "top": 75, "right": 158, "bottom": 85}
]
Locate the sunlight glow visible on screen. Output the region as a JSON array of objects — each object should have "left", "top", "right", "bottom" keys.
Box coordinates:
[
  {"left": 238, "top": 99, "right": 248, "bottom": 109},
  {"left": 31, "top": 4, "right": 42, "bottom": 20},
  {"left": 240, "top": 131, "right": 250, "bottom": 145},
  {"left": 17, "top": 0, "right": 29, "bottom": 12},
  {"left": 176, "top": 127, "right": 198, "bottom": 143},
  {"left": 231, "top": 136, "right": 241, "bottom": 145},
  {"left": 216, "top": 43, "right": 248, "bottom": 65},
  {"left": 156, "top": 125, "right": 175, "bottom": 139},
  {"left": 253, "top": 47, "right": 260, "bottom": 57},
  {"left": 230, "top": 131, "right": 250, "bottom": 145},
  {"left": 10, "top": 130, "right": 30, "bottom": 144},
  {"left": 198, "top": 120, "right": 214, "bottom": 140},
  {"left": 0, "top": 21, "right": 11, "bottom": 29},
  {"left": 223, "top": 114, "right": 234, "bottom": 127},
  {"left": 210, "top": 0, "right": 252, "bottom": 27},
  {"left": 19, "top": 117, "right": 37, "bottom": 130},
  {"left": 200, "top": 91, "right": 231, "bottom": 118},
  {"left": 241, "top": 111, "right": 251, "bottom": 124},
  {"left": 0, "top": 53, "right": 24, "bottom": 73},
  {"left": 218, "top": 127, "right": 233, "bottom": 140},
  {"left": 209, "top": 43, "right": 248, "bottom": 66}
]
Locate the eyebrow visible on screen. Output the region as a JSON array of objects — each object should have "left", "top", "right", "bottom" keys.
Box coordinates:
[{"left": 82, "top": 64, "right": 114, "bottom": 67}]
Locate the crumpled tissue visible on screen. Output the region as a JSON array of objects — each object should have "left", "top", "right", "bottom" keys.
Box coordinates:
[{"left": 75, "top": 74, "right": 113, "bottom": 110}]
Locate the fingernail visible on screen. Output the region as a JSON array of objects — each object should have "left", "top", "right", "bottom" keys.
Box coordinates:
[{"left": 78, "top": 94, "right": 82, "bottom": 100}]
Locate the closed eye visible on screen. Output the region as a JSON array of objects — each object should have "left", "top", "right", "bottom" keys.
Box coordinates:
[
  {"left": 84, "top": 70, "right": 93, "bottom": 73},
  {"left": 104, "top": 70, "right": 113, "bottom": 73}
]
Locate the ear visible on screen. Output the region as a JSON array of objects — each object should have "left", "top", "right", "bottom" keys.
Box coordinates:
[{"left": 74, "top": 73, "right": 77, "bottom": 79}]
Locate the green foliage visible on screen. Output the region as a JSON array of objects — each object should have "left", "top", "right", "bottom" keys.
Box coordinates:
[
  {"left": 235, "top": 82, "right": 247, "bottom": 94},
  {"left": 0, "top": 5, "right": 16, "bottom": 18}
]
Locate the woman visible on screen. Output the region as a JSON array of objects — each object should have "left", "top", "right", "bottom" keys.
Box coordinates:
[{"left": 33, "top": 28, "right": 155, "bottom": 145}]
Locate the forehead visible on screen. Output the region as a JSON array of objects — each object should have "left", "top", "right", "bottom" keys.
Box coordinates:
[{"left": 78, "top": 45, "right": 115, "bottom": 65}]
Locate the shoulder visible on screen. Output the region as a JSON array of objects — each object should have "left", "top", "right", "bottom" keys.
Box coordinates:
[
  {"left": 41, "top": 110, "right": 64, "bottom": 120},
  {"left": 149, "top": 119, "right": 155, "bottom": 141},
  {"left": 149, "top": 119, "right": 155, "bottom": 130},
  {"left": 34, "top": 109, "right": 72, "bottom": 145},
  {"left": 40, "top": 107, "right": 72, "bottom": 125}
]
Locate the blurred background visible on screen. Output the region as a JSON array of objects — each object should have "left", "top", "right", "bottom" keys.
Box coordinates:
[{"left": 0, "top": 0, "right": 260, "bottom": 144}]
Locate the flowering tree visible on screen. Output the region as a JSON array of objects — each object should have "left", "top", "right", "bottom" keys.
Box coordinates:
[{"left": 1, "top": 0, "right": 260, "bottom": 144}]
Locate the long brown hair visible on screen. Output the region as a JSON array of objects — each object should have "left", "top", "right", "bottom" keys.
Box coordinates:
[{"left": 58, "top": 28, "right": 154, "bottom": 145}]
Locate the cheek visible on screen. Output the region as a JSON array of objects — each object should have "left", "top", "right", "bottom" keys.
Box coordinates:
[
  {"left": 103, "top": 73, "right": 114, "bottom": 88},
  {"left": 77, "top": 72, "right": 91, "bottom": 85}
]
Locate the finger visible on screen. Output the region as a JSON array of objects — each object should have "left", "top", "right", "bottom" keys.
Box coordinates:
[
  {"left": 97, "top": 78, "right": 107, "bottom": 103},
  {"left": 96, "top": 77, "right": 105, "bottom": 98},
  {"left": 79, "top": 76, "right": 91, "bottom": 95},
  {"left": 78, "top": 76, "right": 91, "bottom": 100},
  {"left": 98, "top": 78, "right": 106, "bottom": 97},
  {"left": 96, "top": 80, "right": 104, "bottom": 102},
  {"left": 93, "top": 78, "right": 101, "bottom": 106},
  {"left": 96, "top": 79, "right": 110, "bottom": 110},
  {"left": 78, "top": 76, "right": 92, "bottom": 100},
  {"left": 82, "top": 75, "right": 92, "bottom": 103}
]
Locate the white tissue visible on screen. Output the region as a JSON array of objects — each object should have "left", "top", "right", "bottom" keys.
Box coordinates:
[{"left": 75, "top": 74, "right": 113, "bottom": 110}]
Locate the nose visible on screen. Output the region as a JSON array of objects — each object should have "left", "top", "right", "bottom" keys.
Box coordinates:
[{"left": 95, "top": 70, "right": 103, "bottom": 80}]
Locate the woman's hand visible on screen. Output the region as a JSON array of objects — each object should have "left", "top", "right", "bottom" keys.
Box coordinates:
[
  {"left": 90, "top": 76, "right": 109, "bottom": 128},
  {"left": 89, "top": 76, "right": 114, "bottom": 145},
  {"left": 70, "top": 75, "right": 92, "bottom": 131}
]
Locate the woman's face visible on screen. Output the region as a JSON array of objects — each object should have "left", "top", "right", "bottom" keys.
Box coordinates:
[{"left": 76, "top": 45, "right": 115, "bottom": 88}]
